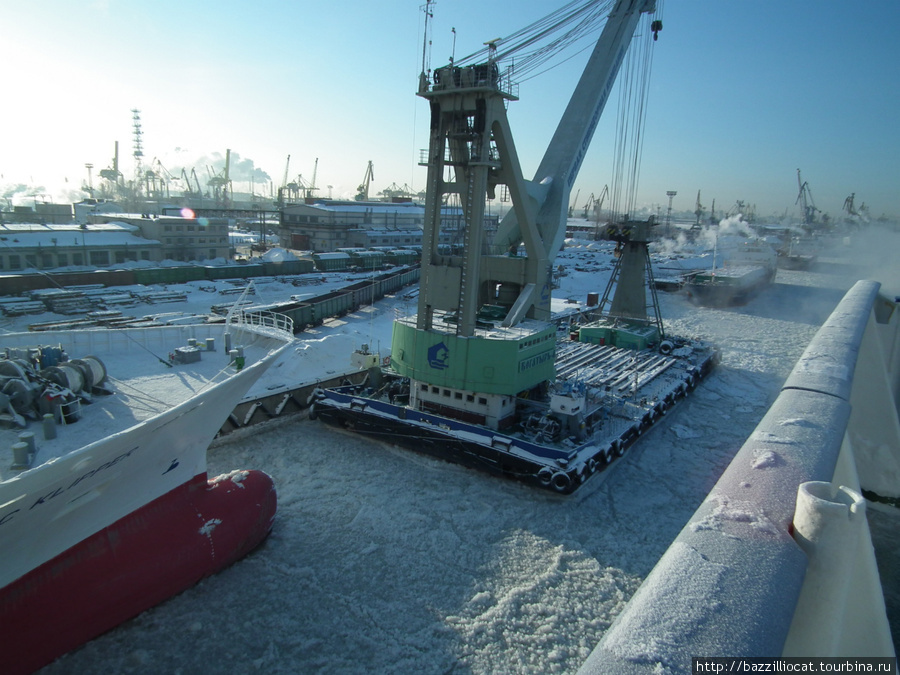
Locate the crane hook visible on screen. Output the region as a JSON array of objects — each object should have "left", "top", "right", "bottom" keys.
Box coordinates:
[{"left": 651, "top": 19, "right": 662, "bottom": 41}]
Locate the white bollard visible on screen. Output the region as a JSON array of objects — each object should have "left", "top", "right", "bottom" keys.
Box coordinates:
[{"left": 11, "top": 441, "right": 30, "bottom": 470}]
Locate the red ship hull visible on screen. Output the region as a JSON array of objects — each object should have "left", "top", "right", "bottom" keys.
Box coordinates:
[{"left": 0, "top": 469, "right": 277, "bottom": 675}]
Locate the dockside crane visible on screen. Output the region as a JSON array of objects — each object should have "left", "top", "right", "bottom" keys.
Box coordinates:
[
  {"left": 390, "top": 0, "right": 662, "bottom": 424},
  {"left": 796, "top": 168, "right": 822, "bottom": 232},
  {"left": 275, "top": 155, "right": 291, "bottom": 207},
  {"left": 591, "top": 184, "right": 609, "bottom": 239},
  {"left": 98, "top": 141, "right": 123, "bottom": 197},
  {"left": 691, "top": 190, "right": 704, "bottom": 230},
  {"left": 207, "top": 149, "right": 232, "bottom": 207},
  {"left": 356, "top": 161, "right": 375, "bottom": 201},
  {"left": 582, "top": 193, "right": 595, "bottom": 220},
  {"left": 568, "top": 189, "right": 580, "bottom": 217}
]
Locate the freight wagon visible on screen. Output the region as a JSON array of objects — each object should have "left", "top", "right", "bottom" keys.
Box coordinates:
[{"left": 241, "top": 265, "right": 420, "bottom": 333}]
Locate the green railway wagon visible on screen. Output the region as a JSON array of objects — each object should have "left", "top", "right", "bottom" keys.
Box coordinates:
[
  {"left": 203, "top": 265, "right": 240, "bottom": 280},
  {"left": 260, "top": 259, "right": 314, "bottom": 276},
  {"left": 386, "top": 250, "right": 419, "bottom": 266},
  {"left": 309, "top": 290, "right": 355, "bottom": 324},
  {"left": 133, "top": 266, "right": 206, "bottom": 284},
  {"left": 313, "top": 252, "right": 352, "bottom": 272},
  {"left": 349, "top": 250, "right": 384, "bottom": 271}
]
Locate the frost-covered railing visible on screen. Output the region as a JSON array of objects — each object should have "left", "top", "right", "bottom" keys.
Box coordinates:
[
  {"left": 230, "top": 310, "right": 294, "bottom": 342},
  {"left": 580, "top": 280, "right": 899, "bottom": 673}
]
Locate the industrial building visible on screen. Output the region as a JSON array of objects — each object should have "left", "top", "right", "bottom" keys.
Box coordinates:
[
  {"left": 280, "top": 199, "right": 498, "bottom": 252},
  {"left": 88, "top": 213, "right": 231, "bottom": 262},
  {"left": 0, "top": 222, "right": 158, "bottom": 272}
]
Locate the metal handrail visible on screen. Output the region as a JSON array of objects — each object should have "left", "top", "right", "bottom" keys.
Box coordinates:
[
  {"left": 579, "top": 280, "right": 896, "bottom": 672},
  {"left": 230, "top": 310, "right": 294, "bottom": 341}
]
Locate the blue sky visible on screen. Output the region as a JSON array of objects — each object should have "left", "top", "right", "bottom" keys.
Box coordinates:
[{"left": 1, "top": 0, "right": 897, "bottom": 220}]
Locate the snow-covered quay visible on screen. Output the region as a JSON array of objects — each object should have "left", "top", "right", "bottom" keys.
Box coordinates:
[{"left": 37, "top": 228, "right": 899, "bottom": 674}]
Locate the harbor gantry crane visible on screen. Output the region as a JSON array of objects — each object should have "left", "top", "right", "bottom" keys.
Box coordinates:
[
  {"left": 591, "top": 184, "right": 609, "bottom": 239},
  {"left": 207, "top": 149, "right": 232, "bottom": 207},
  {"left": 99, "top": 141, "right": 123, "bottom": 197},
  {"left": 389, "top": 0, "right": 662, "bottom": 423},
  {"left": 691, "top": 189, "right": 704, "bottom": 230},
  {"left": 796, "top": 168, "right": 821, "bottom": 232},
  {"left": 356, "top": 161, "right": 375, "bottom": 201},
  {"left": 568, "top": 188, "right": 580, "bottom": 217}
]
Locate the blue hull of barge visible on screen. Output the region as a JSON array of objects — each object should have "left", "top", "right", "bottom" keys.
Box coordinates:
[{"left": 311, "top": 348, "right": 716, "bottom": 494}]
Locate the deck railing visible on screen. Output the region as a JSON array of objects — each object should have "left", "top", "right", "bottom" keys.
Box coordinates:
[
  {"left": 230, "top": 309, "right": 294, "bottom": 342},
  {"left": 579, "top": 280, "right": 899, "bottom": 672}
]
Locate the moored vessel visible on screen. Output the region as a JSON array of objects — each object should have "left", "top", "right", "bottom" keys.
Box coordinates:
[
  {"left": 684, "top": 240, "right": 777, "bottom": 307},
  {"left": 0, "top": 309, "right": 293, "bottom": 674},
  {"left": 312, "top": 0, "right": 717, "bottom": 494}
]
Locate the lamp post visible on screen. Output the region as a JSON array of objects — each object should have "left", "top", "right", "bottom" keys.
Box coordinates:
[{"left": 665, "top": 190, "right": 677, "bottom": 238}]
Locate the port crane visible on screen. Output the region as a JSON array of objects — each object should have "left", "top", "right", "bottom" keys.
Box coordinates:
[
  {"left": 796, "top": 168, "right": 822, "bottom": 232},
  {"left": 568, "top": 189, "right": 580, "bottom": 217},
  {"left": 591, "top": 184, "right": 609, "bottom": 239},
  {"left": 691, "top": 190, "right": 704, "bottom": 231},
  {"left": 390, "top": 0, "right": 662, "bottom": 420},
  {"left": 206, "top": 149, "right": 232, "bottom": 207},
  {"left": 356, "top": 161, "right": 375, "bottom": 201}
]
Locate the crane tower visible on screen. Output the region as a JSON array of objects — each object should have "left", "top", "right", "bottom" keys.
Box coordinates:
[{"left": 389, "top": 0, "right": 659, "bottom": 427}]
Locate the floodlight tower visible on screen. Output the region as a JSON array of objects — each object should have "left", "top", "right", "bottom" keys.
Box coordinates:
[
  {"left": 132, "top": 109, "right": 144, "bottom": 196},
  {"left": 665, "top": 190, "right": 676, "bottom": 236}
]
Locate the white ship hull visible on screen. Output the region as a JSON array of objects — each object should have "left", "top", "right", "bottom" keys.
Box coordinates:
[{"left": 0, "top": 315, "right": 293, "bottom": 673}]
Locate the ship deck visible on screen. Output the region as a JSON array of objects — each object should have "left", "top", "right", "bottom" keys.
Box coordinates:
[{"left": 0, "top": 320, "right": 291, "bottom": 482}]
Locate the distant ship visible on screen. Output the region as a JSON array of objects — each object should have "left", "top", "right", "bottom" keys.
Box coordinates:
[
  {"left": 684, "top": 240, "right": 777, "bottom": 307},
  {"left": 777, "top": 235, "right": 818, "bottom": 270},
  {"left": 0, "top": 310, "right": 293, "bottom": 675}
]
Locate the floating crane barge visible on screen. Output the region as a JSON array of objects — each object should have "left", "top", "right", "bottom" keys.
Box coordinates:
[
  {"left": 313, "top": 327, "right": 716, "bottom": 493},
  {"left": 312, "top": 0, "right": 717, "bottom": 493}
]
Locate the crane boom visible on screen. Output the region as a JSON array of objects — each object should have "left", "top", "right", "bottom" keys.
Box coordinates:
[{"left": 495, "top": 0, "right": 657, "bottom": 258}]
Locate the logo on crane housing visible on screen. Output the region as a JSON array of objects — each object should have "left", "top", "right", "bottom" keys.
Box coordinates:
[{"left": 427, "top": 341, "right": 450, "bottom": 370}]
